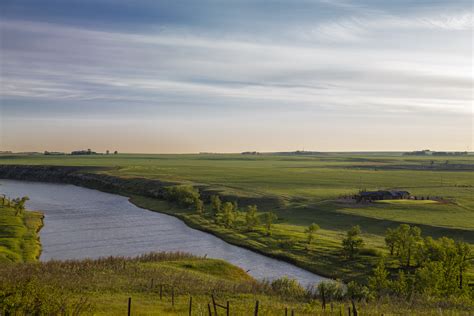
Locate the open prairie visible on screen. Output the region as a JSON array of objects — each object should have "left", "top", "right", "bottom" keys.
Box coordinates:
[{"left": 1, "top": 153, "right": 473, "bottom": 281}]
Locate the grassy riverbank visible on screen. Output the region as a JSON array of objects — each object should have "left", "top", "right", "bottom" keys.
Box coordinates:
[
  {"left": 1, "top": 153, "right": 473, "bottom": 282},
  {"left": 1, "top": 252, "right": 472, "bottom": 315},
  {"left": 0, "top": 201, "right": 43, "bottom": 263}
]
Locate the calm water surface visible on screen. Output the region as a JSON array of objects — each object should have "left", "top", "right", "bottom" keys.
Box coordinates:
[{"left": 0, "top": 179, "right": 326, "bottom": 286}]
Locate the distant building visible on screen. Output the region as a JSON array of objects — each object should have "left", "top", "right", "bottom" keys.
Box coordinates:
[
  {"left": 71, "top": 149, "right": 97, "bottom": 155},
  {"left": 356, "top": 190, "right": 410, "bottom": 202}
]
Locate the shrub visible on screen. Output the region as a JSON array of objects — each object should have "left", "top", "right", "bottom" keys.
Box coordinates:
[
  {"left": 271, "top": 277, "right": 307, "bottom": 299},
  {"left": 163, "top": 185, "right": 200, "bottom": 207}
]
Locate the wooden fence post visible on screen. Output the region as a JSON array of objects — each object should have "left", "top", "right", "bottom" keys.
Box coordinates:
[
  {"left": 285, "top": 307, "right": 288, "bottom": 316},
  {"left": 226, "top": 301, "right": 230, "bottom": 316},
  {"left": 208, "top": 303, "right": 212, "bottom": 316},
  {"left": 291, "top": 309, "right": 294, "bottom": 316},
  {"left": 189, "top": 296, "right": 192, "bottom": 316},
  {"left": 351, "top": 300, "right": 358, "bottom": 316},
  {"left": 211, "top": 295, "right": 218, "bottom": 315},
  {"left": 254, "top": 300, "right": 259, "bottom": 316},
  {"left": 321, "top": 286, "right": 326, "bottom": 310},
  {"left": 127, "top": 297, "right": 131, "bottom": 316},
  {"left": 348, "top": 306, "right": 351, "bottom": 316}
]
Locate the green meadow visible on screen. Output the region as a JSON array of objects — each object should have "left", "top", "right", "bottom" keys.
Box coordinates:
[
  {"left": 0, "top": 203, "right": 43, "bottom": 263},
  {"left": 0, "top": 152, "right": 473, "bottom": 281}
]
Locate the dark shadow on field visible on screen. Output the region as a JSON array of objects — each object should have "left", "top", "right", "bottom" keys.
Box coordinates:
[{"left": 277, "top": 203, "right": 474, "bottom": 243}]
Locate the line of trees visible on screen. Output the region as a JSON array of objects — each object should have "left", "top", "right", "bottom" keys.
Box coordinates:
[{"left": 160, "top": 186, "right": 280, "bottom": 235}]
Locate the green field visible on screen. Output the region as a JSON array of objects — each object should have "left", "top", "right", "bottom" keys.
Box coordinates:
[
  {"left": 0, "top": 153, "right": 473, "bottom": 281},
  {"left": 0, "top": 202, "right": 43, "bottom": 263}
]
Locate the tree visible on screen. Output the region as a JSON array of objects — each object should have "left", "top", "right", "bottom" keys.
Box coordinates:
[
  {"left": 245, "top": 205, "right": 259, "bottom": 231},
  {"left": 210, "top": 195, "right": 222, "bottom": 218},
  {"left": 106, "top": 150, "right": 110, "bottom": 155},
  {"left": 368, "top": 258, "right": 390, "bottom": 296},
  {"left": 304, "top": 223, "right": 320, "bottom": 247},
  {"left": 342, "top": 225, "right": 364, "bottom": 259},
  {"left": 114, "top": 150, "right": 118, "bottom": 154},
  {"left": 455, "top": 241, "right": 471, "bottom": 289},
  {"left": 390, "top": 270, "right": 411, "bottom": 298},
  {"left": 384, "top": 228, "right": 398, "bottom": 256},
  {"left": 194, "top": 198, "right": 204, "bottom": 215},
  {"left": 261, "top": 212, "right": 277, "bottom": 235},
  {"left": 219, "top": 202, "right": 235, "bottom": 228},
  {"left": 232, "top": 201, "right": 238, "bottom": 212},
  {"left": 396, "top": 224, "right": 422, "bottom": 268},
  {"left": 13, "top": 196, "right": 29, "bottom": 216},
  {"left": 163, "top": 185, "right": 200, "bottom": 207}
]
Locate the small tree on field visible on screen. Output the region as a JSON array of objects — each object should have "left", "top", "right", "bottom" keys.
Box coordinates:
[
  {"left": 395, "top": 224, "right": 422, "bottom": 268},
  {"left": 385, "top": 227, "right": 398, "bottom": 256},
  {"left": 232, "top": 201, "right": 238, "bottom": 212},
  {"left": 368, "top": 258, "right": 390, "bottom": 297},
  {"left": 219, "top": 202, "right": 235, "bottom": 228},
  {"left": 194, "top": 198, "right": 204, "bottom": 215},
  {"left": 245, "top": 205, "right": 259, "bottom": 231},
  {"left": 455, "top": 241, "right": 471, "bottom": 289},
  {"left": 210, "top": 195, "right": 222, "bottom": 218},
  {"left": 305, "top": 223, "right": 320, "bottom": 248},
  {"left": 13, "top": 196, "right": 29, "bottom": 216},
  {"left": 342, "top": 225, "right": 364, "bottom": 259},
  {"left": 261, "top": 212, "right": 277, "bottom": 236}
]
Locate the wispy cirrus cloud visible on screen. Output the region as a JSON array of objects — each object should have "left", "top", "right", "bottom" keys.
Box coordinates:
[{"left": 0, "top": 0, "right": 472, "bottom": 152}]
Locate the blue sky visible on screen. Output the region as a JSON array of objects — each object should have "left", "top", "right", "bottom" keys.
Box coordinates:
[{"left": 1, "top": 0, "right": 472, "bottom": 153}]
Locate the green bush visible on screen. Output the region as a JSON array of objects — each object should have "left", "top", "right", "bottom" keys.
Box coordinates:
[
  {"left": 270, "top": 277, "right": 307, "bottom": 299},
  {"left": 163, "top": 185, "right": 200, "bottom": 207}
]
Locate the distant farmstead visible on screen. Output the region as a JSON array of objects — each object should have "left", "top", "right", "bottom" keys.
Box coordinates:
[{"left": 356, "top": 190, "right": 410, "bottom": 202}]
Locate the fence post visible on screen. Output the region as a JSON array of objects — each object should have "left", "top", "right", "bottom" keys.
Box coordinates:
[
  {"left": 127, "top": 297, "right": 131, "bottom": 316},
  {"left": 189, "top": 296, "right": 192, "bottom": 316},
  {"left": 211, "top": 294, "right": 218, "bottom": 315},
  {"left": 150, "top": 278, "right": 154, "bottom": 289},
  {"left": 208, "top": 303, "right": 212, "bottom": 316},
  {"left": 291, "top": 309, "right": 294, "bottom": 316},
  {"left": 321, "top": 286, "right": 326, "bottom": 310},
  {"left": 351, "top": 300, "right": 358, "bottom": 316},
  {"left": 285, "top": 307, "right": 288, "bottom": 316},
  {"left": 226, "top": 301, "right": 230, "bottom": 316},
  {"left": 254, "top": 300, "right": 259, "bottom": 316},
  {"left": 348, "top": 306, "right": 351, "bottom": 316}
]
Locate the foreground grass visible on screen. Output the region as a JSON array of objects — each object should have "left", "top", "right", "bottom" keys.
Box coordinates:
[
  {"left": 0, "top": 203, "right": 43, "bottom": 263},
  {"left": 1, "top": 253, "right": 472, "bottom": 315}
]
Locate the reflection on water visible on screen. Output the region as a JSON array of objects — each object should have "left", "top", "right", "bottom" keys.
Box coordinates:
[{"left": 0, "top": 179, "right": 326, "bottom": 286}]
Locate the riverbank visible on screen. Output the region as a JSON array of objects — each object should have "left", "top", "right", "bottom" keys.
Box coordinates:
[
  {"left": 0, "top": 199, "right": 43, "bottom": 263},
  {"left": 0, "top": 162, "right": 472, "bottom": 283}
]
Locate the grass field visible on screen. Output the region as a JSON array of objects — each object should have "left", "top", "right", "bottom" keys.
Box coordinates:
[
  {"left": 1, "top": 252, "right": 472, "bottom": 315},
  {"left": 0, "top": 152, "right": 473, "bottom": 281},
  {"left": 0, "top": 203, "right": 43, "bottom": 263}
]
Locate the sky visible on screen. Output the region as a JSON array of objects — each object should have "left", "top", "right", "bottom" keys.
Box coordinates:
[{"left": 0, "top": 0, "right": 473, "bottom": 153}]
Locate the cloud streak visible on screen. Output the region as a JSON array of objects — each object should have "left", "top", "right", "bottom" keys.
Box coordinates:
[{"left": 0, "top": 0, "right": 472, "bottom": 152}]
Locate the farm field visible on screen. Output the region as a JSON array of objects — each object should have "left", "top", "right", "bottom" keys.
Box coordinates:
[{"left": 0, "top": 152, "right": 473, "bottom": 281}]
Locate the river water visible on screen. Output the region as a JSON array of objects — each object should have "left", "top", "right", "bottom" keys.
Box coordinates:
[{"left": 0, "top": 179, "right": 325, "bottom": 286}]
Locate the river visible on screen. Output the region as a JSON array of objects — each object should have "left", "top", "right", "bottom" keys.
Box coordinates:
[{"left": 0, "top": 179, "right": 326, "bottom": 286}]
